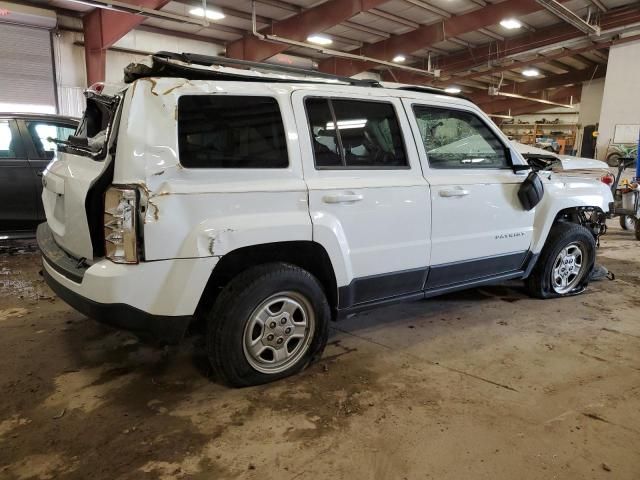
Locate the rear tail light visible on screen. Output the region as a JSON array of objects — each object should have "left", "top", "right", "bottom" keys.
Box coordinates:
[
  {"left": 104, "top": 186, "right": 138, "bottom": 264},
  {"left": 88, "top": 82, "right": 105, "bottom": 94},
  {"left": 600, "top": 174, "right": 614, "bottom": 186}
]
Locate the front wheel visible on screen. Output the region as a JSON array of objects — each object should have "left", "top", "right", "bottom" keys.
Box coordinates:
[
  {"left": 526, "top": 223, "right": 596, "bottom": 299},
  {"left": 206, "top": 263, "right": 330, "bottom": 387}
]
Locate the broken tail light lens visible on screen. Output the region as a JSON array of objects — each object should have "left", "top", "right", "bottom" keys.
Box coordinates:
[{"left": 104, "top": 187, "right": 138, "bottom": 264}]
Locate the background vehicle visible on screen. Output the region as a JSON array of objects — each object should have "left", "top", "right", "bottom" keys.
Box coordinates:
[
  {"left": 38, "top": 53, "right": 613, "bottom": 387},
  {"left": 0, "top": 113, "right": 78, "bottom": 238},
  {"left": 605, "top": 143, "right": 638, "bottom": 167}
]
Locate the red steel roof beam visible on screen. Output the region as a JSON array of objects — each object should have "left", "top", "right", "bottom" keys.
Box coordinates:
[
  {"left": 480, "top": 85, "right": 581, "bottom": 114},
  {"left": 472, "top": 66, "right": 606, "bottom": 104},
  {"left": 83, "top": 0, "right": 170, "bottom": 86},
  {"left": 386, "top": 5, "right": 640, "bottom": 86},
  {"left": 226, "top": 0, "right": 389, "bottom": 61},
  {"left": 318, "top": 0, "right": 552, "bottom": 77}
]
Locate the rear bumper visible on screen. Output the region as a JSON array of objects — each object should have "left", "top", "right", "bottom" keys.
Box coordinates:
[
  {"left": 37, "top": 223, "right": 218, "bottom": 344},
  {"left": 42, "top": 267, "right": 191, "bottom": 344}
]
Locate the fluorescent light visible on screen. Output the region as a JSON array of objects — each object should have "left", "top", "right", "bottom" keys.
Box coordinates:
[
  {"left": 444, "top": 87, "right": 461, "bottom": 94},
  {"left": 393, "top": 54, "right": 406, "bottom": 63},
  {"left": 189, "top": 7, "right": 225, "bottom": 20},
  {"left": 307, "top": 34, "right": 333, "bottom": 46},
  {"left": 326, "top": 119, "right": 367, "bottom": 130},
  {"left": 500, "top": 18, "right": 522, "bottom": 29},
  {"left": 522, "top": 68, "right": 540, "bottom": 77}
]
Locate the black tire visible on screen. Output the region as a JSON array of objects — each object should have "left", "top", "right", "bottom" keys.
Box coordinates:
[
  {"left": 206, "top": 262, "right": 330, "bottom": 387},
  {"left": 619, "top": 215, "right": 634, "bottom": 230},
  {"left": 635, "top": 217, "right": 640, "bottom": 241},
  {"left": 526, "top": 222, "right": 596, "bottom": 299},
  {"left": 606, "top": 152, "right": 621, "bottom": 167}
]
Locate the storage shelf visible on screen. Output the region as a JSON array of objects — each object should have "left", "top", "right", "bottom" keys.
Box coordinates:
[{"left": 500, "top": 122, "right": 578, "bottom": 155}]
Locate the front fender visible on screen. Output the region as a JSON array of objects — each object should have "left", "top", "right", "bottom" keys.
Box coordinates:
[{"left": 530, "top": 176, "right": 612, "bottom": 254}]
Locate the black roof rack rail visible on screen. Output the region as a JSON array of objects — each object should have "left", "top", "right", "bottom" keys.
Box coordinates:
[
  {"left": 396, "top": 85, "right": 472, "bottom": 102},
  {"left": 123, "top": 51, "right": 382, "bottom": 87}
]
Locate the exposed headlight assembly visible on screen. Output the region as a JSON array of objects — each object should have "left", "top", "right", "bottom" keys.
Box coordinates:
[{"left": 104, "top": 186, "right": 138, "bottom": 263}]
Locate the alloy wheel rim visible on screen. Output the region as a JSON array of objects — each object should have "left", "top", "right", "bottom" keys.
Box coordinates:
[
  {"left": 242, "top": 291, "right": 315, "bottom": 374},
  {"left": 551, "top": 242, "right": 585, "bottom": 294}
]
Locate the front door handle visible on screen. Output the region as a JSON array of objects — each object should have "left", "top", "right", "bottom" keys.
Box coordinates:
[
  {"left": 323, "top": 192, "right": 364, "bottom": 204},
  {"left": 439, "top": 188, "right": 470, "bottom": 198}
]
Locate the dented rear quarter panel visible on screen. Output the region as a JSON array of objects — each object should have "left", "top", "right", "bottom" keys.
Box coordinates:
[{"left": 112, "top": 78, "right": 312, "bottom": 261}]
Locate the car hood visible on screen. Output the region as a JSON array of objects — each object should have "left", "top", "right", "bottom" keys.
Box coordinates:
[
  {"left": 556, "top": 155, "right": 609, "bottom": 170},
  {"left": 511, "top": 141, "right": 608, "bottom": 172}
]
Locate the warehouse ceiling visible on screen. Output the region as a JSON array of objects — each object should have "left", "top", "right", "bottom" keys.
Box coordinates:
[{"left": 18, "top": 0, "right": 640, "bottom": 113}]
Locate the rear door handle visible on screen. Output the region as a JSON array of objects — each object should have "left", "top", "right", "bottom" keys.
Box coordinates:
[
  {"left": 439, "top": 188, "right": 469, "bottom": 197},
  {"left": 323, "top": 192, "right": 364, "bottom": 204}
]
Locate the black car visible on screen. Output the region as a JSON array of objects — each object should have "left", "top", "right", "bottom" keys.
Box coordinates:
[{"left": 1, "top": 113, "right": 78, "bottom": 239}]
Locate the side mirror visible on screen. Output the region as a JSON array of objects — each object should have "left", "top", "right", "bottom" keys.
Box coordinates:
[
  {"left": 518, "top": 172, "right": 544, "bottom": 210},
  {"left": 512, "top": 164, "right": 532, "bottom": 173}
]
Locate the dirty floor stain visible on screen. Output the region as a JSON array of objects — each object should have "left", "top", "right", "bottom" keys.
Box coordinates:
[{"left": 0, "top": 224, "right": 639, "bottom": 480}]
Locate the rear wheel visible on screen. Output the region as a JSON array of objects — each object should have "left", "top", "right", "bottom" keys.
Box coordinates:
[
  {"left": 526, "top": 223, "right": 596, "bottom": 298},
  {"left": 206, "top": 263, "right": 330, "bottom": 387},
  {"left": 620, "top": 215, "right": 635, "bottom": 231},
  {"left": 635, "top": 217, "right": 640, "bottom": 241}
]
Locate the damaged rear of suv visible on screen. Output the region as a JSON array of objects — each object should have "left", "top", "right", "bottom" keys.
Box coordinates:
[{"left": 39, "top": 52, "right": 612, "bottom": 387}]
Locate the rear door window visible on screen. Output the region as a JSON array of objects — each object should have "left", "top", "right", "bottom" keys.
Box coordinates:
[
  {"left": 25, "top": 121, "right": 76, "bottom": 160},
  {"left": 305, "top": 98, "right": 408, "bottom": 169},
  {"left": 178, "top": 95, "right": 288, "bottom": 168},
  {"left": 0, "top": 119, "right": 24, "bottom": 159}
]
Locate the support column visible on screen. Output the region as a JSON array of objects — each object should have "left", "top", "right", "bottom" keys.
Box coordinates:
[
  {"left": 596, "top": 36, "right": 640, "bottom": 160},
  {"left": 82, "top": 0, "right": 170, "bottom": 86}
]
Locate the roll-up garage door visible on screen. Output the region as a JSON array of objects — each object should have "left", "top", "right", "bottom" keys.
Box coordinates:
[{"left": 0, "top": 23, "right": 56, "bottom": 112}]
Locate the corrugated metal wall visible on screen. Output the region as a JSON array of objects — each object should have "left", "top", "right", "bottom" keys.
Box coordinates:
[{"left": 0, "top": 23, "right": 56, "bottom": 111}]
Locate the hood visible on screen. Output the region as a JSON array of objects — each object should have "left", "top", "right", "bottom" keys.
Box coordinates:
[
  {"left": 556, "top": 155, "right": 608, "bottom": 171},
  {"left": 512, "top": 141, "right": 608, "bottom": 172},
  {"left": 512, "top": 141, "right": 557, "bottom": 158}
]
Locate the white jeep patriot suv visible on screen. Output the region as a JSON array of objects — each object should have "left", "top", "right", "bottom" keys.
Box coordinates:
[{"left": 38, "top": 52, "right": 613, "bottom": 387}]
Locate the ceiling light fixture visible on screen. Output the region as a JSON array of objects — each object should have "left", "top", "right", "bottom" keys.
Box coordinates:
[
  {"left": 522, "top": 68, "right": 540, "bottom": 77},
  {"left": 444, "top": 87, "right": 461, "bottom": 94},
  {"left": 189, "top": 7, "right": 225, "bottom": 20},
  {"left": 307, "top": 34, "right": 333, "bottom": 46},
  {"left": 500, "top": 18, "right": 522, "bottom": 29},
  {"left": 393, "top": 54, "right": 406, "bottom": 63}
]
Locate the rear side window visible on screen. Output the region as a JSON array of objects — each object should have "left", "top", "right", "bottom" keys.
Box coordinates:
[
  {"left": 178, "top": 95, "right": 288, "bottom": 168},
  {"left": 59, "top": 93, "right": 119, "bottom": 160},
  {"left": 306, "top": 98, "right": 408, "bottom": 169}
]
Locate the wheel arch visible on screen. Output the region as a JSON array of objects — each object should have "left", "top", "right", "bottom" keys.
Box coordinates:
[
  {"left": 530, "top": 180, "right": 612, "bottom": 254},
  {"left": 195, "top": 241, "right": 339, "bottom": 321}
]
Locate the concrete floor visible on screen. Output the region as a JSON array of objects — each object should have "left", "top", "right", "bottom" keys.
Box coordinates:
[{"left": 0, "top": 223, "right": 639, "bottom": 480}]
